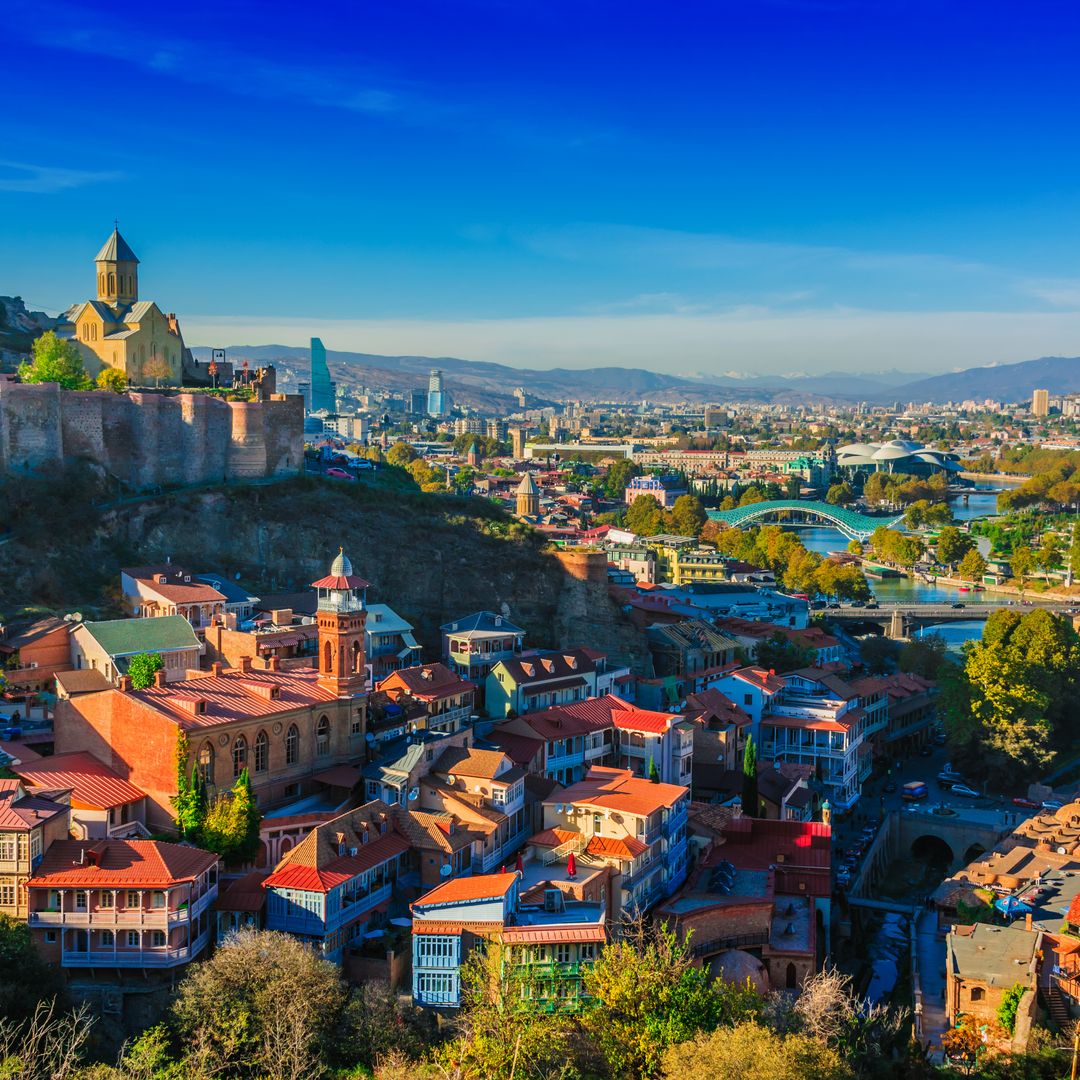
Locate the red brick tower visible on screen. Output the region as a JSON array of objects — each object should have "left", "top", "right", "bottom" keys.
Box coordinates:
[{"left": 311, "top": 548, "right": 370, "bottom": 697}]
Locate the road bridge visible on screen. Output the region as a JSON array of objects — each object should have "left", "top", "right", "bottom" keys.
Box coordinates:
[
  {"left": 826, "top": 600, "right": 1072, "bottom": 638},
  {"left": 707, "top": 500, "right": 905, "bottom": 542}
]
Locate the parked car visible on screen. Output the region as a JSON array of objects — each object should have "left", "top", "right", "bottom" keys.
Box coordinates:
[
  {"left": 1012, "top": 797, "right": 1040, "bottom": 810},
  {"left": 865, "top": 600, "right": 879, "bottom": 609},
  {"left": 828, "top": 602, "right": 841, "bottom": 610},
  {"left": 849, "top": 600, "right": 865, "bottom": 608},
  {"left": 324, "top": 467, "right": 355, "bottom": 480},
  {"left": 811, "top": 600, "right": 826, "bottom": 610},
  {"left": 951, "top": 602, "right": 966, "bottom": 609},
  {"left": 0, "top": 727, "right": 22, "bottom": 741},
  {"left": 933, "top": 732, "right": 947, "bottom": 746},
  {"left": 950, "top": 784, "right": 980, "bottom": 799}
]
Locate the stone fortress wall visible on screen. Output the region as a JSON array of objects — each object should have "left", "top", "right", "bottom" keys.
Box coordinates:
[{"left": 0, "top": 381, "right": 303, "bottom": 489}]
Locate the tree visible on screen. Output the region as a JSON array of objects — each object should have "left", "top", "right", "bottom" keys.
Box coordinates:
[
  {"left": 171, "top": 732, "right": 204, "bottom": 840},
  {"left": 935, "top": 526, "right": 975, "bottom": 569},
  {"left": 924, "top": 501, "right": 954, "bottom": 527},
  {"left": 742, "top": 735, "right": 758, "bottom": 815},
  {"left": 127, "top": 652, "right": 164, "bottom": 690},
  {"left": 957, "top": 549, "right": 988, "bottom": 583},
  {"left": 581, "top": 920, "right": 761, "bottom": 1079},
  {"left": 1037, "top": 534, "right": 1063, "bottom": 577},
  {"left": 648, "top": 756, "right": 660, "bottom": 783},
  {"left": 626, "top": 494, "right": 665, "bottom": 537},
  {"left": 1069, "top": 523, "right": 1080, "bottom": 586},
  {"left": 859, "top": 636, "right": 899, "bottom": 674},
  {"left": 604, "top": 458, "right": 640, "bottom": 498},
  {"left": 898, "top": 634, "right": 950, "bottom": 679},
  {"left": 669, "top": 494, "right": 707, "bottom": 538},
  {"left": 1009, "top": 545, "right": 1035, "bottom": 592},
  {"left": 18, "top": 331, "right": 92, "bottom": 390},
  {"left": 0, "top": 914, "right": 64, "bottom": 1023},
  {"left": 996, "top": 983, "right": 1027, "bottom": 1035},
  {"left": 825, "top": 482, "right": 853, "bottom": 506},
  {"left": 660, "top": 1022, "right": 849, "bottom": 1080},
  {"left": 142, "top": 354, "right": 172, "bottom": 387},
  {"left": 0, "top": 1000, "right": 90, "bottom": 1080},
  {"left": 171, "top": 929, "right": 347, "bottom": 1080},
  {"left": 756, "top": 633, "right": 814, "bottom": 674},
  {"left": 95, "top": 366, "right": 127, "bottom": 393},
  {"left": 386, "top": 442, "right": 420, "bottom": 468},
  {"left": 199, "top": 769, "right": 262, "bottom": 864}
]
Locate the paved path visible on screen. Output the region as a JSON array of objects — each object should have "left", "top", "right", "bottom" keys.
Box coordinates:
[{"left": 916, "top": 909, "right": 948, "bottom": 1060}]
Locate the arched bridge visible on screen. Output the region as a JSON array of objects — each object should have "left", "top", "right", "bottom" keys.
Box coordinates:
[{"left": 706, "top": 500, "right": 905, "bottom": 542}]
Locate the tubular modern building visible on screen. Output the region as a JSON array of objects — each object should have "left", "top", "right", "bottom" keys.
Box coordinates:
[
  {"left": 310, "top": 337, "right": 335, "bottom": 413},
  {"left": 427, "top": 369, "right": 445, "bottom": 417},
  {"left": 833, "top": 439, "right": 961, "bottom": 479}
]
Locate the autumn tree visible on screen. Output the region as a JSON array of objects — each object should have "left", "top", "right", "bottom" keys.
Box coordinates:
[
  {"left": 141, "top": 354, "right": 172, "bottom": 387},
  {"left": 825, "top": 482, "right": 853, "bottom": 506},
  {"left": 199, "top": 769, "right": 261, "bottom": 864},
  {"left": 669, "top": 494, "right": 707, "bottom": 537},
  {"left": 95, "top": 367, "right": 127, "bottom": 393},
  {"left": 386, "top": 442, "right": 420, "bottom": 467},
  {"left": 1009, "top": 546, "right": 1035, "bottom": 592},
  {"left": 18, "top": 331, "right": 92, "bottom": 390},
  {"left": 957, "top": 549, "right": 988, "bottom": 583},
  {"left": 626, "top": 494, "right": 665, "bottom": 537},
  {"left": 935, "top": 526, "right": 975, "bottom": 569}
]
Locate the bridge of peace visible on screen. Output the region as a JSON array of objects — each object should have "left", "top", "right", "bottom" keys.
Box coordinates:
[{"left": 707, "top": 499, "right": 905, "bottom": 542}]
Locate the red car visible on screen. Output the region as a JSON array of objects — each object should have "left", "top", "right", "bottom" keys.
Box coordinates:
[
  {"left": 1012, "top": 797, "right": 1040, "bottom": 810},
  {"left": 324, "top": 467, "right": 355, "bottom": 480}
]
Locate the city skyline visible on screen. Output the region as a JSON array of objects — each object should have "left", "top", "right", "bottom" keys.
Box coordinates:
[{"left": 4, "top": 0, "right": 1080, "bottom": 374}]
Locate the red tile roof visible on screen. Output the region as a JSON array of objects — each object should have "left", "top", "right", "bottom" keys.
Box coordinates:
[
  {"left": 432, "top": 746, "right": 511, "bottom": 781},
  {"left": 528, "top": 827, "right": 579, "bottom": 848},
  {"left": 413, "top": 871, "right": 518, "bottom": 908},
  {"left": 586, "top": 834, "right": 648, "bottom": 860},
  {"left": 500, "top": 925, "right": 607, "bottom": 944},
  {"left": 683, "top": 688, "right": 752, "bottom": 728},
  {"left": 310, "top": 573, "right": 372, "bottom": 590},
  {"left": 215, "top": 870, "right": 269, "bottom": 912},
  {"left": 0, "top": 779, "right": 68, "bottom": 830},
  {"left": 731, "top": 667, "right": 785, "bottom": 693},
  {"left": 377, "top": 663, "right": 476, "bottom": 702},
  {"left": 489, "top": 730, "right": 545, "bottom": 767},
  {"left": 263, "top": 832, "right": 411, "bottom": 893},
  {"left": 12, "top": 753, "right": 146, "bottom": 811},
  {"left": 29, "top": 840, "right": 217, "bottom": 888},
  {"left": 547, "top": 766, "right": 686, "bottom": 817}
]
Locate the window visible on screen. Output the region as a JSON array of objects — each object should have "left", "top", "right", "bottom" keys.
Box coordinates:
[
  {"left": 0, "top": 835, "right": 15, "bottom": 861},
  {"left": 45, "top": 930, "right": 56, "bottom": 944},
  {"left": 126, "top": 931, "right": 139, "bottom": 948},
  {"left": 150, "top": 930, "right": 166, "bottom": 948},
  {"left": 316, "top": 716, "right": 330, "bottom": 757},
  {"left": 593, "top": 813, "right": 602, "bottom": 834},
  {"left": 151, "top": 891, "right": 166, "bottom": 909},
  {"left": 744, "top": 694, "right": 753, "bottom": 706},
  {"left": 415, "top": 935, "right": 457, "bottom": 966},
  {"left": 351, "top": 710, "right": 362, "bottom": 736},
  {"left": 126, "top": 891, "right": 141, "bottom": 908},
  {"left": 285, "top": 725, "right": 300, "bottom": 766},
  {"left": 492, "top": 786, "right": 506, "bottom": 806},
  {"left": 232, "top": 735, "right": 247, "bottom": 778},
  {"left": 99, "top": 890, "right": 115, "bottom": 909},
  {"left": 970, "top": 987, "right": 985, "bottom": 1002},
  {"left": 101, "top": 930, "right": 114, "bottom": 946},
  {"left": 580, "top": 943, "right": 596, "bottom": 962},
  {"left": 0, "top": 884, "right": 14, "bottom": 907},
  {"left": 254, "top": 730, "right": 268, "bottom": 773},
  {"left": 75, "top": 891, "right": 88, "bottom": 912},
  {"left": 555, "top": 943, "right": 571, "bottom": 964},
  {"left": 197, "top": 743, "right": 214, "bottom": 785}
]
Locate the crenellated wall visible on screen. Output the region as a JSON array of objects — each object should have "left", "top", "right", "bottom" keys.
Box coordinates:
[{"left": 0, "top": 382, "right": 302, "bottom": 489}]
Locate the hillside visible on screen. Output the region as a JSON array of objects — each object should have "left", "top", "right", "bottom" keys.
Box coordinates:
[
  {"left": 0, "top": 471, "right": 651, "bottom": 674},
  {"left": 885, "top": 355, "right": 1080, "bottom": 404}
]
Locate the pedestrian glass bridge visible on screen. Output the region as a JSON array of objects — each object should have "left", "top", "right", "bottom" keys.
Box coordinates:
[{"left": 706, "top": 500, "right": 906, "bottom": 542}]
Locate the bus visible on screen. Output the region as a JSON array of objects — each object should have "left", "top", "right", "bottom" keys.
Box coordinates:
[{"left": 902, "top": 781, "right": 928, "bottom": 801}]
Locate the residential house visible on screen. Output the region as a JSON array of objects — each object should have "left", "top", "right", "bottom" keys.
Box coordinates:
[
  {"left": 70, "top": 616, "right": 202, "bottom": 686},
  {"left": 377, "top": 663, "right": 477, "bottom": 735},
  {"left": 215, "top": 869, "right": 268, "bottom": 943},
  {"left": 0, "top": 780, "right": 70, "bottom": 918},
  {"left": 710, "top": 667, "right": 786, "bottom": 734},
  {"left": 121, "top": 564, "right": 227, "bottom": 629},
  {"left": 485, "top": 649, "right": 599, "bottom": 718},
  {"left": 11, "top": 752, "right": 148, "bottom": 840},
  {"left": 262, "top": 801, "right": 411, "bottom": 963},
  {"left": 873, "top": 672, "right": 938, "bottom": 755},
  {"left": 203, "top": 608, "right": 318, "bottom": 672},
  {"left": 538, "top": 766, "right": 690, "bottom": 913},
  {"left": 410, "top": 871, "right": 606, "bottom": 1010},
  {"left": 645, "top": 621, "right": 739, "bottom": 684},
  {"left": 682, "top": 687, "right": 752, "bottom": 785},
  {"left": 365, "top": 604, "right": 422, "bottom": 683},
  {"left": 27, "top": 839, "right": 218, "bottom": 971},
  {"left": 441, "top": 611, "right": 526, "bottom": 684},
  {"left": 0, "top": 617, "right": 72, "bottom": 696},
  {"left": 194, "top": 575, "right": 260, "bottom": 621}
]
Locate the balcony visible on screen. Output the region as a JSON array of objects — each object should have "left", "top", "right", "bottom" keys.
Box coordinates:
[
  {"left": 329, "top": 882, "right": 392, "bottom": 930},
  {"left": 429, "top": 703, "right": 473, "bottom": 731},
  {"left": 60, "top": 929, "right": 209, "bottom": 969}
]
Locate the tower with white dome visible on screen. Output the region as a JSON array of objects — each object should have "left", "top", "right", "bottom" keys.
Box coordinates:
[{"left": 311, "top": 548, "right": 369, "bottom": 697}]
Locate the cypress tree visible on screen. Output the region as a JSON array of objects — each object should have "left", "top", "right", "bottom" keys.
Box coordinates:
[{"left": 742, "top": 735, "right": 758, "bottom": 815}]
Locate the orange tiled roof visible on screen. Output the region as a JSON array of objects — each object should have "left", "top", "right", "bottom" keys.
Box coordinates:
[
  {"left": 29, "top": 840, "right": 216, "bottom": 888},
  {"left": 377, "top": 663, "right": 475, "bottom": 702},
  {"left": 12, "top": 752, "right": 145, "bottom": 811},
  {"left": 546, "top": 766, "right": 686, "bottom": 817},
  {"left": 263, "top": 832, "right": 410, "bottom": 893},
  {"left": 585, "top": 834, "right": 649, "bottom": 860},
  {"left": 432, "top": 746, "right": 510, "bottom": 781},
  {"left": 413, "top": 871, "right": 518, "bottom": 907}
]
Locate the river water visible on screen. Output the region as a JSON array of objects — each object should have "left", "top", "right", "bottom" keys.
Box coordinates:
[{"left": 795, "top": 486, "right": 1011, "bottom": 647}]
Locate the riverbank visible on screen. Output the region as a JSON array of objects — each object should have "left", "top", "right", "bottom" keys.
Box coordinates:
[{"left": 958, "top": 471, "right": 1027, "bottom": 485}]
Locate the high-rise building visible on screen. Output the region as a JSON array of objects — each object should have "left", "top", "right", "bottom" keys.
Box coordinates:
[
  {"left": 310, "top": 337, "right": 335, "bottom": 413},
  {"left": 510, "top": 428, "right": 526, "bottom": 459},
  {"left": 427, "top": 369, "right": 445, "bottom": 416},
  {"left": 1032, "top": 388, "right": 1050, "bottom": 417},
  {"left": 408, "top": 388, "right": 428, "bottom": 414}
]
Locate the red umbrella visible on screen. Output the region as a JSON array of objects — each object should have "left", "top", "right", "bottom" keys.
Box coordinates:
[
  {"left": 515, "top": 852, "right": 524, "bottom": 873},
  {"left": 567, "top": 851, "right": 577, "bottom": 878}
]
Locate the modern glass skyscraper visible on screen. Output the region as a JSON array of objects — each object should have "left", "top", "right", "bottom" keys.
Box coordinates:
[
  {"left": 427, "top": 368, "right": 445, "bottom": 416},
  {"left": 310, "top": 337, "right": 335, "bottom": 413}
]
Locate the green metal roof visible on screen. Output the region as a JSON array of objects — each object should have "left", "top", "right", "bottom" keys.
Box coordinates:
[
  {"left": 80, "top": 615, "right": 199, "bottom": 658},
  {"left": 706, "top": 500, "right": 905, "bottom": 542}
]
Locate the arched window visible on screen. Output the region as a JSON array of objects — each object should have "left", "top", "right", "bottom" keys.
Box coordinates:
[
  {"left": 285, "top": 724, "right": 299, "bottom": 766},
  {"left": 108, "top": 273, "right": 115, "bottom": 294},
  {"left": 351, "top": 640, "right": 362, "bottom": 673},
  {"left": 98, "top": 273, "right": 104, "bottom": 293},
  {"left": 970, "top": 987, "right": 985, "bottom": 1002},
  {"left": 197, "top": 743, "right": 213, "bottom": 785},
  {"left": 316, "top": 715, "right": 330, "bottom": 757},
  {"left": 323, "top": 640, "right": 333, "bottom": 673},
  {"left": 254, "top": 730, "right": 268, "bottom": 773},
  {"left": 232, "top": 735, "right": 247, "bottom": 778}
]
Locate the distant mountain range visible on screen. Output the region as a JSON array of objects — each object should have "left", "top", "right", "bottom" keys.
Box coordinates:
[
  {"left": 189, "top": 343, "right": 937, "bottom": 408},
  {"left": 870, "top": 355, "right": 1080, "bottom": 405}
]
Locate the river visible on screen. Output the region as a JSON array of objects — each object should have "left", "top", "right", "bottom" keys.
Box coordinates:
[{"left": 796, "top": 485, "right": 1011, "bottom": 647}]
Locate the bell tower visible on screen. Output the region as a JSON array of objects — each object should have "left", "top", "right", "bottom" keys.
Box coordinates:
[
  {"left": 95, "top": 227, "right": 139, "bottom": 309},
  {"left": 311, "top": 548, "right": 369, "bottom": 697}
]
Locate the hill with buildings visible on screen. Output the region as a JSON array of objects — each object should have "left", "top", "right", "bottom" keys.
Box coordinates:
[{"left": 0, "top": 471, "right": 650, "bottom": 673}]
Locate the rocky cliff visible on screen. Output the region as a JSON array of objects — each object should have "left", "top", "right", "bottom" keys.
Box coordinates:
[
  {"left": 0, "top": 475, "right": 652, "bottom": 674},
  {"left": 0, "top": 296, "right": 57, "bottom": 367}
]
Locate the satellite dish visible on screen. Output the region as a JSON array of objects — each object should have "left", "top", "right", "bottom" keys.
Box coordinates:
[
  {"left": 72, "top": 613, "right": 83, "bottom": 623},
  {"left": 555, "top": 804, "right": 564, "bottom": 814},
  {"left": 408, "top": 787, "right": 419, "bottom": 802},
  {"left": 447, "top": 774, "right": 457, "bottom": 786},
  {"left": 365, "top": 732, "right": 375, "bottom": 743},
  {"left": 440, "top": 864, "right": 453, "bottom": 877}
]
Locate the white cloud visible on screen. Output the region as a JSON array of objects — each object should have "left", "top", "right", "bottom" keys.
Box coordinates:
[
  {"left": 0, "top": 160, "right": 122, "bottom": 194},
  {"left": 183, "top": 307, "right": 1080, "bottom": 376}
]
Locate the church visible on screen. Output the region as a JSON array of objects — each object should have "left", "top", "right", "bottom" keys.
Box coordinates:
[{"left": 61, "top": 228, "right": 188, "bottom": 387}]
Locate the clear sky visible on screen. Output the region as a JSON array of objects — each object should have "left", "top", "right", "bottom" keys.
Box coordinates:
[{"left": 4, "top": 0, "right": 1080, "bottom": 376}]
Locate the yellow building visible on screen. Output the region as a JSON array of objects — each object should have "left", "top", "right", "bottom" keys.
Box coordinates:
[{"left": 63, "top": 229, "right": 186, "bottom": 387}]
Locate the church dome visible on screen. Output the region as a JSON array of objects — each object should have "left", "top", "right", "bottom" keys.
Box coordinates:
[
  {"left": 708, "top": 949, "right": 769, "bottom": 994},
  {"left": 330, "top": 548, "right": 354, "bottom": 578}
]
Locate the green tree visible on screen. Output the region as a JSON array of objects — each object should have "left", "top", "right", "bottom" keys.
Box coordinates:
[
  {"left": 660, "top": 1021, "right": 850, "bottom": 1080},
  {"left": 171, "top": 732, "right": 204, "bottom": 840},
  {"left": 935, "top": 526, "right": 975, "bottom": 569},
  {"left": 18, "top": 331, "right": 92, "bottom": 390},
  {"left": 957, "top": 549, "right": 988, "bottom": 583},
  {"left": 924, "top": 501, "right": 954, "bottom": 527},
  {"left": 95, "top": 366, "right": 127, "bottom": 393},
  {"left": 386, "top": 441, "right": 420, "bottom": 467},
  {"left": 996, "top": 983, "right": 1027, "bottom": 1035},
  {"left": 742, "top": 736, "right": 758, "bottom": 814},
  {"left": 199, "top": 769, "right": 262, "bottom": 864},
  {"left": 1037, "top": 534, "right": 1063, "bottom": 577},
  {"left": 0, "top": 914, "right": 64, "bottom": 1023},
  {"left": 669, "top": 494, "right": 707, "bottom": 538},
  {"left": 648, "top": 756, "right": 660, "bottom": 783},
  {"left": 604, "top": 458, "right": 640, "bottom": 498},
  {"left": 1069, "top": 523, "right": 1080, "bottom": 586},
  {"left": 755, "top": 633, "right": 814, "bottom": 674},
  {"left": 127, "top": 652, "right": 164, "bottom": 690},
  {"left": 898, "top": 634, "right": 951, "bottom": 679},
  {"left": 1009, "top": 545, "right": 1035, "bottom": 592},
  {"left": 626, "top": 494, "right": 665, "bottom": 537},
  {"left": 825, "top": 482, "right": 853, "bottom": 506}
]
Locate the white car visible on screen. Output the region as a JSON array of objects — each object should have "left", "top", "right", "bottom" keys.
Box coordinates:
[{"left": 950, "top": 784, "right": 980, "bottom": 799}]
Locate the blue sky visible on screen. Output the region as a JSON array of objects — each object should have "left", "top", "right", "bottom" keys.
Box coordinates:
[{"left": 4, "top": 0, "right": 1080, "bottom": 375}]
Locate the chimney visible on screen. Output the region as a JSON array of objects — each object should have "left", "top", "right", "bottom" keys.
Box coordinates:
[
  {"left": 118, "top": 675, "right": 133, "bottom": 692},
  {"left": 210, "top": 661, "right": 223, "bottom": 677},
  {"left": 1025, "top": 912, "right": 1033, "bottom": 931},
  {"left": 267, "top": 656, "right": 280, "bottom": 672},
  {"left": 240, "top": 656, "right": 252, "bottom": 673},
  {"left": 154, "top": 669, "right": 167, "bottom": 688}
]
